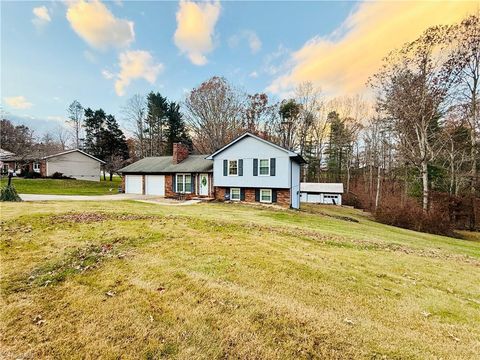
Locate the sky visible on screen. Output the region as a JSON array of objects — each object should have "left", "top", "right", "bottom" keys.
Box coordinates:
[{"left": 1, "top": 0, "right": 478, "bottom": 136}]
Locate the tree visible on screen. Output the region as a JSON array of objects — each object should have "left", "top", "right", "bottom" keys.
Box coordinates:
[
  {"left": 184, "top": 76, "right": 246, "bottom": 153},
  {"left": 278, "top": 99, "right": 301, "bottom": 150},
  {"left": 145, "top": 92, "right": 169, "bottom": 156},
  {"left": 371, "top": 25, "right": 460, "bottom": 211},
  {"left": 165, "top": 102, "right": 191, "bottom": 155},
  {"left": 54, "top": 125, "right": 70, "bottom": 150},
  {"left": 67, "top": 100, "right": 83, "bottom": 149},
  {"left": 122, "top": 94, "right": 147, "bottom": 158},
  {"left": 0, "top": 119, "right": 34, "bottom": 154}
]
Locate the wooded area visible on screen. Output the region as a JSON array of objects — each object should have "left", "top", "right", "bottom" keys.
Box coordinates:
[{"left": 2, "top": 15, "right": 478, "bottom": 233}]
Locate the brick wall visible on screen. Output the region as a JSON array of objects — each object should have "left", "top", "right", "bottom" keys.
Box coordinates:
[
  {"left": 214, "top": 187, "right": 291, "bottom": 207},
  {"left": 165, "top": 174, "right": 175, "bottom": 197}
]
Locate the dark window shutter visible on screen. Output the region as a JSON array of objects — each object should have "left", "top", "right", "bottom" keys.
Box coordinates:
[
  {"left": 270, "top": 158, "right": 276, "bottom": 176},
  {"left": 191, "top": 174, "right": 195, "bottom": 194},
  {"left": 255, "top": 189, "right": 260, "bottom": 202},
  {"left": 225, "top": 187, "right": 230, "bottom": 200},
  {"left": 272, "top": 189, "right": 277, "bottom": 203},
  {"left": 240, "top": 188, "right": 245, "bottom": 201},
  {"left": 238, "top": 159, "right": 243, "bottom": 176},
  {"left": 223, "top": 160, "right": 228, "bottom": 176},
  {"left": 172, "top": 174, "right": 176, "bottom": 192},
  {"left": 253, "top": 159, "right": 258, "bottom": 176}
]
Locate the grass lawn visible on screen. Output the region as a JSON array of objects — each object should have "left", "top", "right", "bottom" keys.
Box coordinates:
[
  {"left": 1, "top": 202, "right": 479, "bottom": 359},
  {"left": 0, "top": 176, "right": 122, "bottom": 195}
]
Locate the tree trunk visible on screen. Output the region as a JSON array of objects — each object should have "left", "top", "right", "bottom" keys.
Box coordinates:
[
  {"left": 110, "top": 172, "right": 113, "bottom": 181},
  {"left": 421, "top": 160, "right": 429, "bottom": 212},
  {"left": 375, "top": 165, "right": 381, "bottom": 210}
]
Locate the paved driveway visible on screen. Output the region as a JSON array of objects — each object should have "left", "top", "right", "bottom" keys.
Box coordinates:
[{"left": 19, "top": 194, "right": 200, "bottom": 205}]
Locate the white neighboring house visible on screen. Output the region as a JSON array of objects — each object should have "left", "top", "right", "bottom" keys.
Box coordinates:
[{"left": 300, "top": 183, "right": 344, "bottom": 205}]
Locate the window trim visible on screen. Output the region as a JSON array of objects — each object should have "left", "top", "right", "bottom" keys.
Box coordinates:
[
  {"left": 33, "top": 162, "right": 40, "bottom": 172},
  {"left": 260, "top": 189, "right": 272, "bottom": 203},
  {"left": 176, "top": 173, "right": 192, "bottom": 194},
  {"left": 258, "top": 158, "right": 270, "bottom": 176},
  {"left": 228, "top": 159, "right": 238, "bottom": 176},
  {"left": 230, "top": 188, "right": 241, "bottom": 201}
]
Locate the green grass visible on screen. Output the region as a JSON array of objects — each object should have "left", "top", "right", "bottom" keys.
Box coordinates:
[
  {"left": 1, "top": 202, "right": 479, "bottom": 359},
  {"left": 0, "top": 176, "right": 121, "bottom": 195}
]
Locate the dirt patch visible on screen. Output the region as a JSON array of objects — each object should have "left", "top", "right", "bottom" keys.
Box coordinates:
[{"left": 49, "top": 212, "right": 159, "bottom": 224}]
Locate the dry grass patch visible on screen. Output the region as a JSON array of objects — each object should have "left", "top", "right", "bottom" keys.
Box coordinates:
[{"left": 1, "top": 201, "right": 479, "bottom": 359}]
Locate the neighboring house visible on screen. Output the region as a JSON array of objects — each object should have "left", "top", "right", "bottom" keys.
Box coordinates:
[
  {"left": 300, "top": 182, "right": 344, "bottom": 205},
  {"left": 206, "top": 132, "right": 305, "bottom": 209},
  {"left": 0, "top": 149, "right": 15, "bottom": 174},
  {"left": 119, "top": 143, "right": 213, "bottom": 198},
  {"left": 0, "top": 149, "right": 105, "bottom": 181}
]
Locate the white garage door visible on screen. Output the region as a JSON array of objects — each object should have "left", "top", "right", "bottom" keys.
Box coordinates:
[
  {"left": 125, "top": 175, "right": 143, "bottom": 194},
  {"left": 145, "top": 175, "right": 165, "bottom": 196}
]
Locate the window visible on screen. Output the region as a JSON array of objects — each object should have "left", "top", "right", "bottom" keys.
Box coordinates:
[
  {"left": 230, "top": 188, "right": 241, "bottom": 201},
  {"left": 176, "top": 174, "right": 192, "bottom": 193},
  {"left": 260, "top": 189, "right": 272, "bottom": 203},
  {"left": 33, "top": 162, "right": 40, "bottom": 172},
  {"left": 228, "top": 160, "right": 238, "bottom": 176},
  {"left": 259, "top": 159, "right": 269, "bottom": 176}
]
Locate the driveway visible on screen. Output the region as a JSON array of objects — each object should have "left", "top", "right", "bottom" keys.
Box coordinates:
[{"left": 19, "top": 194, "right": 201, "bottom": 205}]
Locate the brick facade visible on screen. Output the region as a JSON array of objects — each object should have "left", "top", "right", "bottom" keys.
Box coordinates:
[{"left": 214, "top": 187, "right": 291, "bottom": 208}]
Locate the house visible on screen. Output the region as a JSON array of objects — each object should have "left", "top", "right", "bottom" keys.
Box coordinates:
[
  {"left": 300, "top": 182, "right": 344, "bottom": 205},
  {"left": 206, "top": 132, "right": 305, "bottom": 209},
  {"left": 0, "top": 149, "right": 15, "bottom": 174},
  {"left": 0, "top": 149, "right": 105, "bottom": 181},
  {"left": 119, "top": 143, "right": 213, "bottom": 198}
]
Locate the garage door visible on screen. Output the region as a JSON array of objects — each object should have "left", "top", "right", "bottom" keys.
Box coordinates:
[
  {"left": 145, "top": 175, "right": 165, "bottom": 196},
  {"left": 125, "top": 175, "right": 143, "bottom": 194}
]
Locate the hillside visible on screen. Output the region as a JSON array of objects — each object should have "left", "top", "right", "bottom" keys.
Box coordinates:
[{"left": 1, "top": 202, "right": 479, "bottom": 359}]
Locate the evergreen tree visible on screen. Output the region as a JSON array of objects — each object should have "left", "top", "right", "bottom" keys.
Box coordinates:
[
  {"left": 145, "top": 92, "right": 169, "bottom": 156},
  {"left": 165, "top": 102, "right": 192, "bottom": 155}
]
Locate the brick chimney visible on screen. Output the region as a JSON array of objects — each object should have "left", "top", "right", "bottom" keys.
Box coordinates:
[{"left": 172, "top": 143, "right": 189, "bottom": 164}]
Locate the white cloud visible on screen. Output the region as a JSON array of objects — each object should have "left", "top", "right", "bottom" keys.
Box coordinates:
[
  {"left": 249, "top": 71, "right": 259, "bottom": 78},
  {"left": 102, "top": 69, "right": 115, "bottom": 79},
  {"left": 113, "top": 50, "right": 164, "bottom": 96},
  {"left": 32, "top": 6, "right": 51, "bottom": 28},
  {"left": 47, "top": 116, "right": 67, "bottom": 122},
  {"left": 174, "top": 0, "right": 221, "bottom": 65},
  {"left": 66, "top": 0, "right": 134, "bottom": 50},
  {"left": 229, "top": 30, "right": 262, "bottom": 54},
  {"left": 4, "top": 96, "right": 33, "bottom": 109}
]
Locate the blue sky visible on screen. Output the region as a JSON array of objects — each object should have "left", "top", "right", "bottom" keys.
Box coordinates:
[{"left": 1, "top": 1, "right": 476, "bottom": 135}]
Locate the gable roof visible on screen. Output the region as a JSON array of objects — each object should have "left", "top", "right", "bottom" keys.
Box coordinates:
[
  {"left": 43, "top": 149, "right": 106, "bottom": 164},
  {"left": 300, "top": 182, "right": 344, "bottom": 194},
  {"left": 118, "top": 155, "right": 213, "bottom": 174},
  {"left": 205, "top": 132, "right": 306, "bottom": 164}
]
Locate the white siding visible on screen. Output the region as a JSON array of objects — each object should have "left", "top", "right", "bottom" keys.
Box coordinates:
[
  {"left": 290, "top": 161, "right": 301, "bottom": 209},
  {"left": 212, "top": 136, "right": 292, "bottom": 188},
  {"left": 46, "top": 151, "right": 101, "bottom": 181}
]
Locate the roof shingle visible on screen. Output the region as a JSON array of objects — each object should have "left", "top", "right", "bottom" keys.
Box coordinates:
[{"left": 119, "top": 155, "right": 213, "bottom": 173}]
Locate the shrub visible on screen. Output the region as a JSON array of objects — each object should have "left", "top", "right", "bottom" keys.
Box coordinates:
[
  {"left": 374, "top": 201, "right": 454, "bottom": 237},
  {"left": 342, "top": 192, "right": 363, "bottom": 208},
  {"left": 51, "top": 172, "right": 64, "bottom": 179},
  {"left": 24, "top": 171, "right": 41, "bottom": 179},
  {"left": 0, "top": 185, "right": 22, "bottom": 202}
]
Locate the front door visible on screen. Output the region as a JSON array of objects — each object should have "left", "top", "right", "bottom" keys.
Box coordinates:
[{"left": 199, "top": 173, "right": 209, "bottom": 196}]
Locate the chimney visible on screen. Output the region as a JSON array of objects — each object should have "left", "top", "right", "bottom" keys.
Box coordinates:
[{"left": 172, "top": 143, "right": 189, "bottom": 164}]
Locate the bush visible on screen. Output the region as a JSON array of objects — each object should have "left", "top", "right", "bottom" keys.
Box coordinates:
[
  {"left": 374, "top": 201, "right": 454, "bottom": 237},
  {"left": 51, "top": 172, "right": 64, "bottom": 179},
  {"left": 0, "top": 185, "right": 22, "bottom": 202},
  {"left": 24, "top": 171, "right": 41, "bottom": 179},
  {"left": 342, "top": 192, "right": 363, "bottom": 208}
]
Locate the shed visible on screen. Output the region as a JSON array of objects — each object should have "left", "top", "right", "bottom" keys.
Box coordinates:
[{"left": 300, "top": 182, "right": 344, "bottom": 205}]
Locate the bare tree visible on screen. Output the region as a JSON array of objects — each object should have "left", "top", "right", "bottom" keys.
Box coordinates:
[
  {"left": 54, "top": 125, "right": 70, "bottom": 150},
  {"left": 122, "top": 94, "right": 147, "bottom": 158},
  {"left": 184, "top": 77, "right": 246, "bottom": 153},
  {"left": 67, "top": 100, "right": 83, "bottom": 149},
  {"left": 371, "top": 25, "right": 460, "bottom": 211}
]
